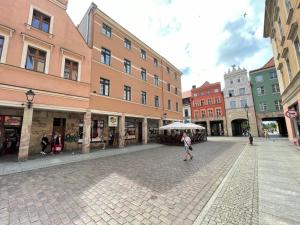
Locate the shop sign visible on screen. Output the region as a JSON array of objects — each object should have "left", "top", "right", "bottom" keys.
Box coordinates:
[
  {"left": 285, "top": 110, "right": 298, "bottom": 118},
  {"left": 4, "top": 116, "right": 22, "bottom": 126},
  {"left": 108, "top": 116, "right": 118, "bottom": 127}
]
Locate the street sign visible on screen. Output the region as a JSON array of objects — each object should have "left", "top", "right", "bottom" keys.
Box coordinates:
[{"left": 285, "top": 110, "right": 298, "bottom": 118}]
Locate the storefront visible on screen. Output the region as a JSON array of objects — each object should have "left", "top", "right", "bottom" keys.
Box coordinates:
[
  {"left": 148, "top": 119, "right": 159, "bottom": 143},
  {"left": 125, "top": 117, "right": 143, "bottom": 145},
  {"left": 0, "top": 115, "right": 22, "bottom": 156}
]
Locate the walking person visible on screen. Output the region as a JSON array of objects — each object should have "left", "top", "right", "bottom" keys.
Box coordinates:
[
  {"left": 181, "top": 132, "right": 193, "bottom": 161},
  {"left": 51, "top": 131, "right": 62, "bottom": 154},
  {"left": 40, "top": 134, "right": 49, "bottom": 155}
]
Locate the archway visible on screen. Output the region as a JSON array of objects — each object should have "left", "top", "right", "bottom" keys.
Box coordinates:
[{"left": 231, "top": 119, "right": 248, "bottom": 136}]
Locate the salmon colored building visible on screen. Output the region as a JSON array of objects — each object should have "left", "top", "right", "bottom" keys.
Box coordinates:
[
  {"left": 0, "top": 1, "right": 183, "bottom": 161},
  {"left": 190, "top": 82, "right": 227, "bottom": 136},
  {"left": 78, "top": 3, "right": 183, "bottom": 147}
]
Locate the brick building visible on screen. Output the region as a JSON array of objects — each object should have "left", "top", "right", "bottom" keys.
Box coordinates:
[{"left": 190, "top": 82, "right": 227, "bottom": 136}]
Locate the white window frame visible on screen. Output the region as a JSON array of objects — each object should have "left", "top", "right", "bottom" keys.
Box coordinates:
[
  {"left": 27, "top": 5, "right": 54, "bottom": 34},
  {"left": 60, "top": 54, "right": 82, "bottom": 81},
  {"left": 20, "top": 40, "right": 51, "bottom": 74},
  {"left": 0, "top": 32, "right": 10, "bottom": 63}
]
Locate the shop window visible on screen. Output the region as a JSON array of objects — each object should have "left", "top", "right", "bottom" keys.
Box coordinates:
[
  {"left": 141, "top": 68, "right": 147, "bottom": 81},
  {"left": 91, "top": 120, "right": 104, "bottom": 142},
  {"left": 31, "top": 9, "right": 51, "bottom": 33},
  {"left": 0, "top": 36, "right": 4, "bottom": 60},
  {"left": 125, "top": 121, "right": 136, "bottom": 140},
  {"left": 64, "top": 59, "right": 78, "bottom": 81},
  {"left": 101, "top": 47, "right": 111, "bottom": 65},
  {"left": 141, "top": 91, "right": 147, "bottom": 104},
  {"left": 102, "top": 23, "right": 112, "bottom": 38},
  {"left": 25, "top": 46, "right": 47, "bottom": 73},
  {"left": 124, "top": 59, "right": 131, "bottom": 74},
  {"left": 124, "top": 85, "right": 131, "bottom": 101},
  {"left": 124, "top": 38, "right": 131, "bottom": 49},
  {"left": 100, "top": 78, "right": 110, "bottom": 96}
]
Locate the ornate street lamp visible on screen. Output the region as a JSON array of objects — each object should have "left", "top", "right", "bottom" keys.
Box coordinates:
[{"left": 25, "top": 89, "right": 35, "bottom": 108}]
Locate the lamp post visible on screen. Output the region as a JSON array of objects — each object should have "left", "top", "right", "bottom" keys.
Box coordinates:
[
  {"left": 244, "top": 104, "right": 250, "bottom": 132},
  {"left": 25, "top": 89, "right": 35, "bottom": 108}
]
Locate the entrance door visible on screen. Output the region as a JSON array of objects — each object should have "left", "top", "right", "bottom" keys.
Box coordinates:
[{"left": 52, "top": 118, "right": 66, "bottom": 150}]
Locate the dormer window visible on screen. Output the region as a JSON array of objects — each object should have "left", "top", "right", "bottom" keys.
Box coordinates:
[{"left": 32, "top": 9, "right": 51, "bottom": 33}]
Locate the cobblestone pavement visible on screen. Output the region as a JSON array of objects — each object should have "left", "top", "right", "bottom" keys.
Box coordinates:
[
  {"left": 194, "top": 142, "right": 258, "bottom": 225},
  {"left": 0, "top": 138, "right": 245, "bottom": 225}
]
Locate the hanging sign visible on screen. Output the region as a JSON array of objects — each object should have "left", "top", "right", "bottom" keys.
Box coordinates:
[
  {"left": 108, "top": 116, "right": 118, "bottom": 127},
  {"left": 285, "top": 110, "right": 298, "bottom": 118}
]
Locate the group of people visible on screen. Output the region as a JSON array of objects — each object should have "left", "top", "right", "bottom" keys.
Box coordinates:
[{"left": 40, "top": 132, "right": 62, "bottom": 155}]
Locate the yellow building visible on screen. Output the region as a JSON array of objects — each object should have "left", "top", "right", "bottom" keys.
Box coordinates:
[{"left": 264, "top": 0, "right": 300, "bottom": 145}]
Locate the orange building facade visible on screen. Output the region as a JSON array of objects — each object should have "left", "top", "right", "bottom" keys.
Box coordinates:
[
  {"left": 0, "top": 0, "right": 182, "bottom": 160},
  {"left": 78, "top": 3, "right": 182, "bottom": 147}
]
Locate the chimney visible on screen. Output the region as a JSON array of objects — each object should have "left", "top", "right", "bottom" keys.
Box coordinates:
[{"left": 192, "top": 85, "right": 196, "bottom": 89}]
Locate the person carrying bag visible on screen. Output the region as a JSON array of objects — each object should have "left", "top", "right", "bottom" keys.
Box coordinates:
[{"left": 181, "top": 132, "right": 193, "bottom": 161}]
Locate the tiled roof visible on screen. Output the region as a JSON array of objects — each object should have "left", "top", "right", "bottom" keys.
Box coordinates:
[
  {"left": 182, "top": 90, "right": 191, "bottom": 98},
  {"left": 250, "top": 58, "right": 275, "bottom": 73}
]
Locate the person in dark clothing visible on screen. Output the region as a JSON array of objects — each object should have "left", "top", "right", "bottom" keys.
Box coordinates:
[{"left": 40, "top": 134, "right": 49, "bottom": 155}]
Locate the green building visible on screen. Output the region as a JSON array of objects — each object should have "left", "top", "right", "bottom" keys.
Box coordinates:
[{"left": 250, "top": 58, "right": 287, "bottom": 137}]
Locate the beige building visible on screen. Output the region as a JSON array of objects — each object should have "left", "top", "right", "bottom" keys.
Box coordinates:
[
  {"left": 264, "top": 0, "right": 300, "bottom": 145},
  {"left": 224, "top": 67, "right": 258, "bottom": 136}
]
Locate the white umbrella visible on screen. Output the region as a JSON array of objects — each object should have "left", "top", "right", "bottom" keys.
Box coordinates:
[
  {"left": 159, "top": 122, "right": 205, "bottom": 130},
  {"left": 185, "top": 123, "right": 206, "bottom": 130}
]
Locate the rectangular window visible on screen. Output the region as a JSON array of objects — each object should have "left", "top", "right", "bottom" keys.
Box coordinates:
[
  {"left": 154, "top": 96, "right": 159, "bottom": 107},
  {"left": 0, "top": 36, "right": 4, "bottom": 59},
  {"left": 141, "top": 68, "right": 147, "bottom": 81},
  {"left": 102, "top": 23, "right": 112, "bottom": 38},
  {"left": 286, "top": 54, "right": 292, "bottom": 82},
  {"left": 285, "top": 0, "right": 292, "bottom": 14},
  {"left": 168, "top": 100, "right": 171, "bottom": 110},
  {"left": 167, "top": 83, "right": 171, "bottom": 92},
  {"left": 141, "top": 91, "right": 147, "bottom": 104},
  {"left": 25, "top": 46, "right": 47, "bottom": 73},
  {"left": 237, "top": 78, "right": 241, "bottom": 83},
  {"left": 201, "top": 110, "right": 206, "bottom": 118},
  {"left": 124, "top": 38, "right": 131, "bottom": 49},
  {"left": 123, "top": 85, "right": 131, "bottom": 101},
  {"left": 64, "top": 59, "right": 78, "bottom": 81},
  {"left": 184, "top": 109, "right": 189, "bottom": 117},
  {"left": 275, "top": 100, "right": 283, "bottom": 111},
  {"left": 228, "top": 90, "right": 235, "bottom": 97},
  {"left": 200, "top": 99, "right": 205, "bottom": 106},
  {"left": 154, "top": 75, "right": 159, "bottom": 86},
  {"left": 101, "top": 47, "right": 111, "bottom": 65},
  {"left": 294, "top": 36, "right": 300, "bottom": 68},
  {"left": 194, "top": 93, "right": 198, "bottom": 97},
  {"left": 124, "top": 59, "right": 131, "bottom": 74},
  {"left": 256, "top": 75, "right": 264, "bottom": 82},
  {"left": 215, "top": 97, "right": 221, "bottom": 104},
  {"left": 141, "top": 49, "right": 146, "bottom": 60},
  {"left": 175, "top": 87, "right": 178, "bottom": 95},
  {"left": 174, "top": 73, "right": 177, "bottom": 80},
  {"left": 239, "top": 88, "right": 246, "bottom": 95},
  {"left": 257, "top": 86, "right": 265, "bottom": 95},
  {"left": 100, "top": 78, "right": 110, "bottom": 96},
  {"left": 214, "top": 88, "right": 219, "bottom": 93},
  {"left": 230, "top": 101, "right": 236, "bottom": 109},
  {"left": 154, "top": 58, "right": 158, "bottom": 66},
  {"left": 216, "top": 109, "right": 222, "bottom": 117},
  {"left": 269, "top": 71, "right": 277, "bottom": 79},
  {"left": 208, "top": 109, "right": 213, "bottom": 117},
  {"left": 240, "top": 99, "right": 248, "bottom": 108},
  {"left": 208, "top": 99, "right": 212, "bottom": 105},
  {"left": 278, "top": 17, "right": 284, "bottom": 40},
  {"left": 272, "top": 83, "right": 280, "bottom": 93},
  {"left": 176, "top": 102, "right": 179, "bottom": 112},
  {"left": 259, "top": 102, "right": 268, "bottom": 112},
  {"left": 31, "top": 9, "right": 51, "bottom": 33},
  {"left": 195, "top": 111, "right": 199, "bottom": 120},
  {"left": 167, "top": 67, "right": 170, "bottom": 74}
]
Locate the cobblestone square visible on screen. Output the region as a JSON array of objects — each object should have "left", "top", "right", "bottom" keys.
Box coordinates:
[{"left": 0, "top": 138, "right": 244, "bottom": 225}]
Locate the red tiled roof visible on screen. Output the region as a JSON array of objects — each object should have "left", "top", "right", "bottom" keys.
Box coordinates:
[
  {"left": 182, "top": 90, "right": 191, "bottom": 98},
  {"left": 250, "top": 58, "right": 275, "bottom": 73}
]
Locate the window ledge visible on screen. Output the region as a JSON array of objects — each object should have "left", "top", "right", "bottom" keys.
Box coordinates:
[{"left": 24, "top": 23, "right": 54, "bottom": 39}]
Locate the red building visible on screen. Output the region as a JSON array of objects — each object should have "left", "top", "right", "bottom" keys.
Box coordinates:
[{"left": 190, "top": 82, "right": 227, "bottom": 136}]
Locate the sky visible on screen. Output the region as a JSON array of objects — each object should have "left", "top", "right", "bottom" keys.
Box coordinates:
[{"left": 67, "top": 0, "right": 272, "bottom": 92}]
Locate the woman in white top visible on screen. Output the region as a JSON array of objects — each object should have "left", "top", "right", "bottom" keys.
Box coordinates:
[{"left": 181, "top": 132, "right": 193, "bottom": 161}]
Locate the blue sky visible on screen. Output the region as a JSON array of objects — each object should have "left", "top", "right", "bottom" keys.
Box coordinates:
[{"left": 67, "top": 0, "right": 272, "bottom": 91}]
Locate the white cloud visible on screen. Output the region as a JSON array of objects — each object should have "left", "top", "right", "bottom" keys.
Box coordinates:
[{"left": 67, "top": 0, "right": 272, "bottom": 92}]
